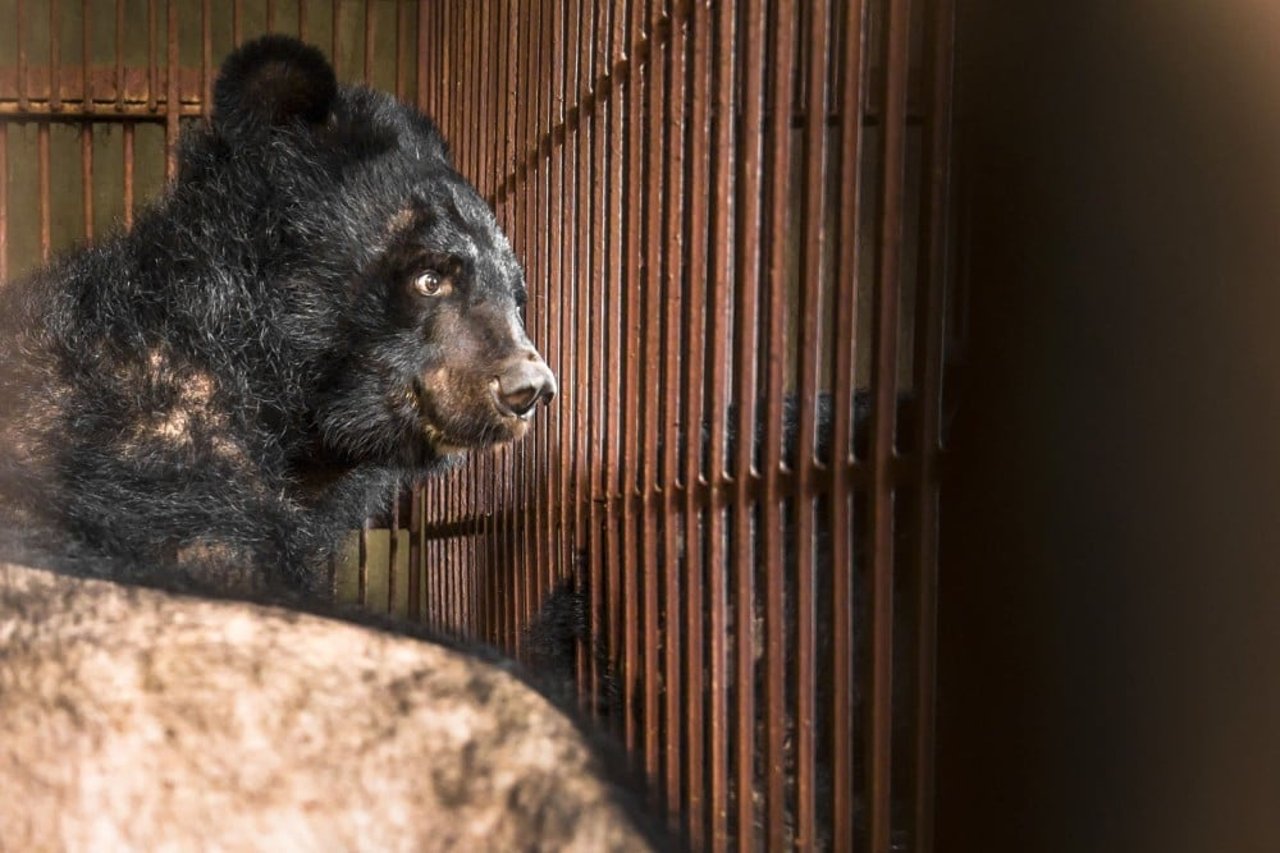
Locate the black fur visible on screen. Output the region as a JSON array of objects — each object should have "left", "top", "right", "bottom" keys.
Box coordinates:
[{"left": 0, "top": 36, "right": 551, "bottom": 595}]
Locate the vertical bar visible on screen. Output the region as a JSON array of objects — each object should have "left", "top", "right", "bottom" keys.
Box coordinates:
[
  {"left": 233, "top": 0, "right": 243, "bottom": 46},
  {"left": 661, "top": 0, "right": 688, "bottom": 821},
  {"left": 50, "top": 0, "right": 62, "bottom": 112},
  {"left": 571, "top": 0, "right": 593, "bottom": 710},
  {"left": 479, "top": 0, "right": 492, "bottom": 195},
  {"left": 443, "top": 475, "right": 453, "bottom": 631},
  {"left": 81, "top": 125, "right": 94, "bottom": 240},
  {"left": 122, "top": 123, "right": 135, "bottom": 229},
  {"left": 357, "top": 518, "right": 369, "bottom": 608},
  {"left": 794, "top": 1, "right": 833, "bottom": 846},
  {"left": 114, "top": 0, "right": 123, "bottom": 112},
  {"left": 913, "top": 1, "right": 956, "bottom": 848},
  {"left": 82, "top": 0, "right": 95, "bottom": 240},
  {"left": 299, "top": 0, "right": 309, "bottom": 42},
  {"left": 148, "top": 0, "right": 158, "bottom": 112},
  {"left": 38, "top": 123, "right": 50, "bottom": 262},
  {"left": 166, "top": 0, "right": 179, "bottom": 181},
  {"left": 549, "top": 0, "right": 567, "bottom": 626},
  {"left": 524, "top": 0, "right": 541, "bottom": 634},
  {"left": 869, "top": 2, "right": 913, "bottom": 851},
  {"left": 586, "top": 0, "right": 609, "bottom": 719},
  {"left": 619, "top": 0, "right": 646, "bottom": 761},
  {"left": 706, "top": 0, "right": 737, "bottom": 840},
  {"left": 761, "top": 0, "right": 798, "bottom": 846},
  {"left": 330, "top": 0, "right": 340, "bottom": 74},
  {"left": 408, "top": 486, "right": 422, "bottom": 622},
  {"left": 17, "top": 0, "right": 29, "bottom": 112},
  {"left": 394, "top": 0, "right": 405, "bottom": 101},
  {"left": 416, "top": 0, "right": 428, "bottom": 119},
  {"left": 682, "top": 0, "right": 711, "bottom": 842},
  {"left": 82, "top": 0, "right": 93, "bottom": 110},
  {"left": 730, "top": 0, "right": 763, "bottom": 846},
  {"left": 363, "top": 0, "right": 374, "bottom": 85},
  {"left": 517, "top": 0, "right": 532, "bottom": 650},
  {"left": 830, "top": 1, "right": 868, "bottom": 847},
  {"left": 266, "top": 0, "right": 276, "bottom": 33},
  {"left": 202, "top": 0, "right": 213, "bottom": 113},
  {"left": 0, "top": 125, "right": 8, "bottom": 282},
  {"left": 388, "top": 486, "right": 400, "bottom": 615},
  {"left": 640, "top": 0, "right": 667, "bottom": 793},
  {"left": 603, "top": 0, "right": 626, "bottom": 747}
]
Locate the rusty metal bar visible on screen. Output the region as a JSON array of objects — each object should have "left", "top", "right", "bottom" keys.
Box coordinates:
[
  {"left": 660, "top": 0, "right": 687, "bottom": 820},
  {"left": 530, "top": 0, "right": 547, "bottom": 639},
  {"left": 732, "top": 0, "right": 757, "bottom": 840},
  {"left": 701, "top": 0, "right": 742, "bottom": 840},
  {"left": 202, "top": 0, "right": 212, "bottom": 113},
  {"left": 552, "top": 0, "right": 570, "bottom": 649},
  {"left": 81, "top": 123, "right": 93, "bottom": 239},
  {"left": 362, "top": 0, "right": 373, "bottom": 85},
  {"left": 586, "top": 0, "right": 611, "bottom": 719},
  {"left": 387, "top": 486, "right": 400, "bottom": 615},
  {"left": 299, "top": 0, "right": 308, "bottom": 42},
  {"left": 81, "top": 0, "right": 91, "bottom": 115},
  {"left": 869, "top": 1, "right": 913, "bottom": 850},
  {"left": 122, "top": 121, "right": 134, "bottom": 228},
  {"left": 570, "top": 0, "right": 593, "bottom": 710},
  {"left": 81, "top": 0, "right": 94, "bottom": 240},
  {"left": 618, "top": 0, "right": 646, "bottom": 761},
  {"left": 147, "top": 0, "right": 157, "bottom": 112},
  {"left": 394, "top": 0, "right": 404, "bottom": 101},
  {"left": 37, "top": 122, "right": 49, "bottom": 262},
  {"left": 408, "top": 483, "right": 421, "bottom": 622},
  {"left": 793, "top": 0, "right": 834, "bottom": 846},
  {"left": 759, "top": 0, "right": 798, "bottom": 847},
  {"left": 639, "top": 0, "right": 667, "bottom": 794},
  {"left": 165, "top": 0, "right": 179, "bottom": 181},
  {"left": 49, "top": 0, "right": 61, "bottom": 112},
  {"left": 511, "top": 0, "right": 530, "bottom": 655},
  {"left": 329, "top": 0, "right": 339, "bottom": 75},
  {"left": 415, "top": 0, "right": 427, "bottom": 111},
  {"left": 912, "top": 1, "right": 955, "bottom": 847},
  {"left": 357, "top": 518, "right": 368, "bottom": 609},
  {"left": 114, "top": 0, "right": 123, "bottom": 113},
  {"left": 0, "top": 125, "right": 7, "bottom": 281},
  {"left": 602, "top": 0, "right": 625, "bottom": 746},
  {"left": 266, "top": 0, "right": 275, "bottom": 33},
  {"left": 17, "top": 0, "right": 28, "bottom": 112},
  {"left": 679, "top": 0, "right": 711, "bottom": 842},
  {"left": 827, "top": 0, "right": 870, "bottom": 824}
]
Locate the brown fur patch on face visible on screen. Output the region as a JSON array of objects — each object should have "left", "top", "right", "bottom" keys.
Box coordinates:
[{"left": 385, "top": 205, "right": 418, "bottom": 237}]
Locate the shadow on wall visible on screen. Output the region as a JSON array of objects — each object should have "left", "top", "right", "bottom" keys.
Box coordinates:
[{"left": 941, "top": 2, "right": 1280, "bottom": 852}]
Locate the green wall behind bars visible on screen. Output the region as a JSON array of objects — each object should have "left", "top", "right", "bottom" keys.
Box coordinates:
[{"left": 0, "top": 0, "right": 419, "bottom": 280}]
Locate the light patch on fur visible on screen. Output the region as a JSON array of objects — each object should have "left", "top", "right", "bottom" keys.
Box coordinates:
[{"left": 385, "top": 206, "right": 417, "bottom": 236}]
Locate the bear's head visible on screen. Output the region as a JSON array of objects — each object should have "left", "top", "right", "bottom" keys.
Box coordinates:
[{"left": 204, "top": 35, "right": 556, "bottom": 470}]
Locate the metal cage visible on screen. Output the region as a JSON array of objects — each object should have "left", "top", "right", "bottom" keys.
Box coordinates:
[{"left": 0, "top": 2, "right": 955, "bottom": 850}]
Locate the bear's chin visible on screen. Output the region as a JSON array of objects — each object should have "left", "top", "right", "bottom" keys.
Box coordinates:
[{"left": 419, "top": 416, "right": 528, "bottom": 457}]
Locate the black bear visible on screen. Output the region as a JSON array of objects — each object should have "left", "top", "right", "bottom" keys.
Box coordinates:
[{"left": 0, "top": 36, "right": 554, "bottom": 594}]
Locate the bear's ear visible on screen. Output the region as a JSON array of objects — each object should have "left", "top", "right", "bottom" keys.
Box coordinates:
[{"left": 212, "top": 35, "right": 337, "bottom": 136}]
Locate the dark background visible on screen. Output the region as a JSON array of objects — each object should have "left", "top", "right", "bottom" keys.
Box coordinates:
[{"left": 939, "top": 1, "right": 1280, "bottom": 851}]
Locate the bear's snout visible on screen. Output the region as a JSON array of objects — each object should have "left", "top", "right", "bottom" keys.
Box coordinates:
[{"left": 492, "top": 352, "right": 557, "bottom": 419}]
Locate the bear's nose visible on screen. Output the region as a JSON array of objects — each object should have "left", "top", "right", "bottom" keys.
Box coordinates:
[{"left": 494, "top": 353, "right": 557, "bottom": 419}]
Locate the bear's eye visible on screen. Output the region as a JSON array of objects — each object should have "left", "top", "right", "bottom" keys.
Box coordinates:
[{"left": 413, "top": 270, "right": 447, "bottom": 297}]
